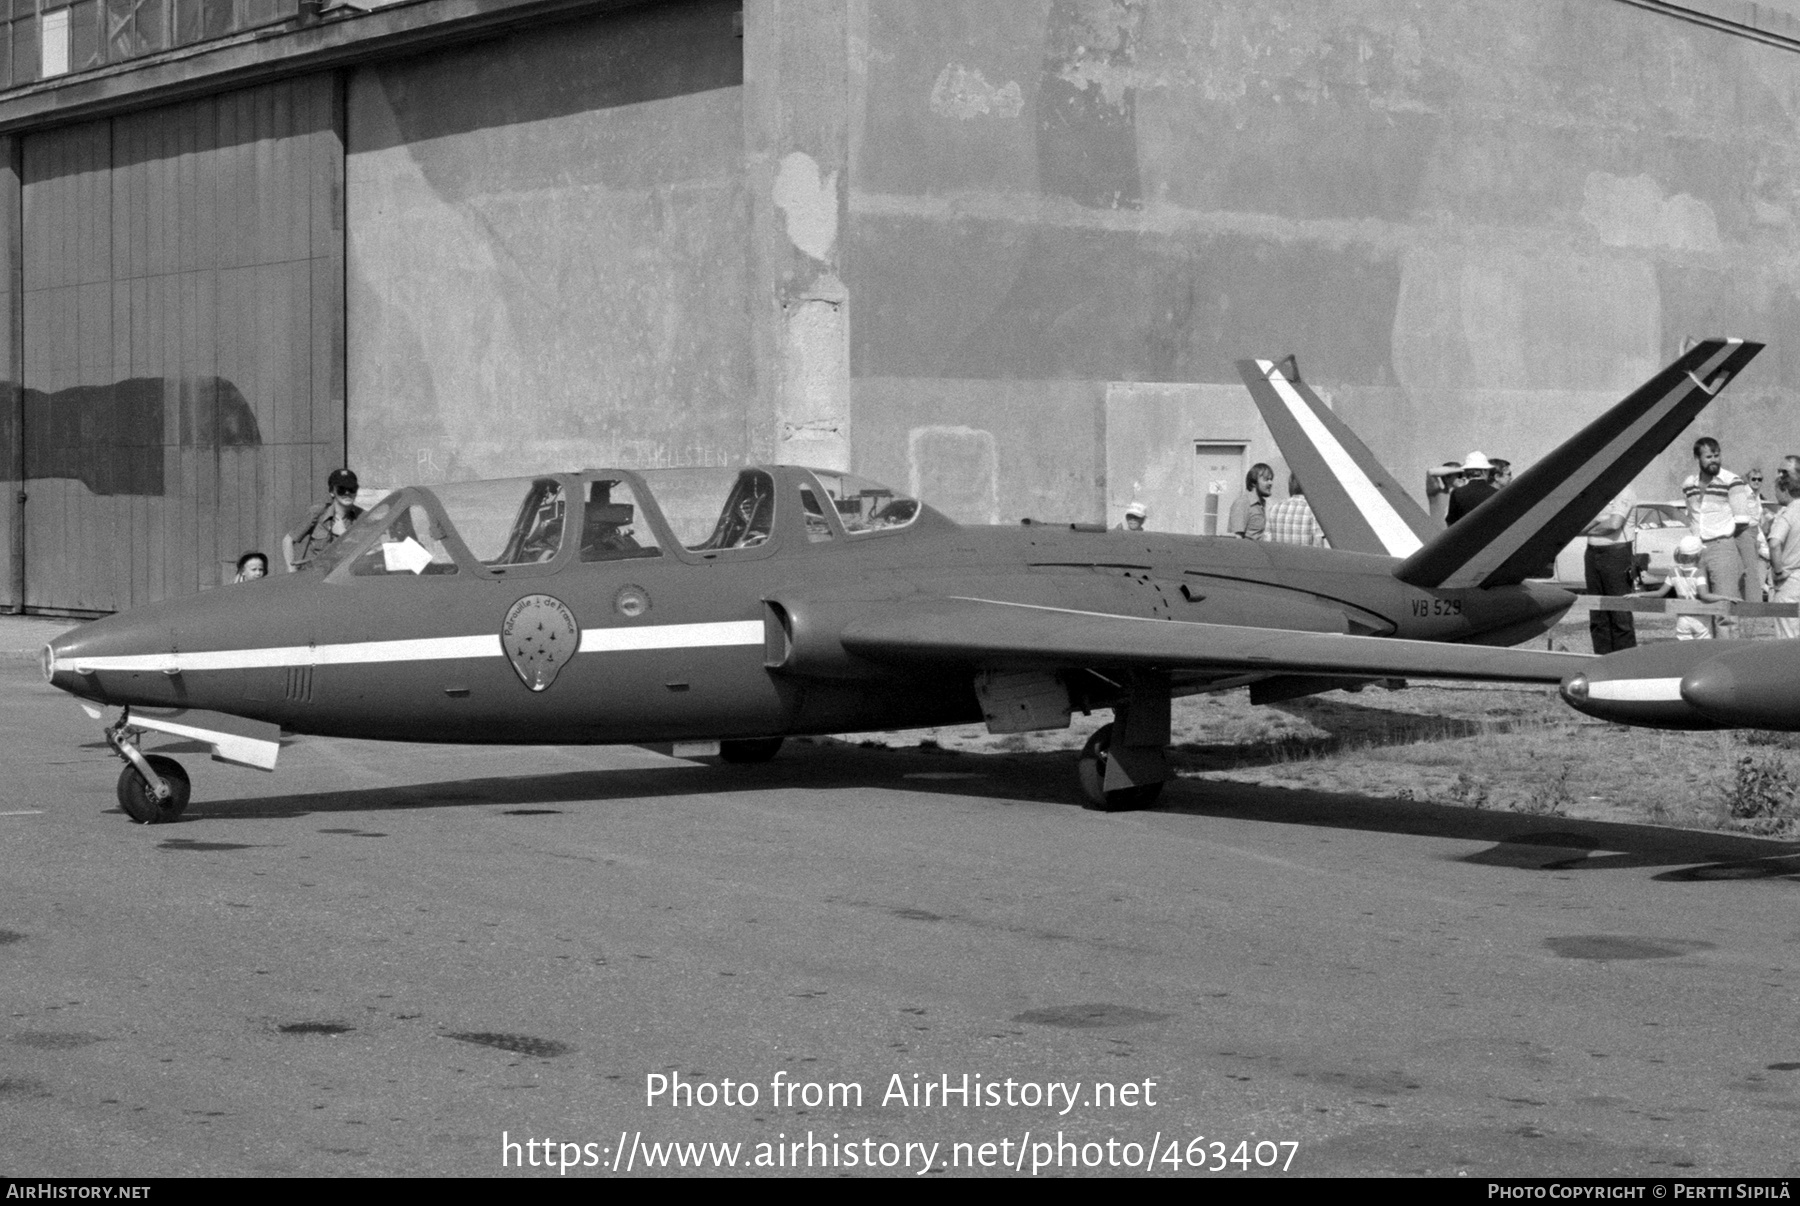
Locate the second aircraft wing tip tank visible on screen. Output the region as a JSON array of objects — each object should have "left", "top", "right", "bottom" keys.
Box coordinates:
[
  {"left": 46, "top": 340, "right": 1762, "bottom": 822},
  {"left": 1560, "top": 637, "right": 1800, "bottom": 733}
]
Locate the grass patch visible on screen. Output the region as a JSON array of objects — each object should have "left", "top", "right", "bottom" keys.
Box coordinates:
[
  {"left": 1723, "top": 753, "right": 1800, "bottom": 837},
  {"left": 846, "top": 638, "right": 1800, "bottom": 839}
]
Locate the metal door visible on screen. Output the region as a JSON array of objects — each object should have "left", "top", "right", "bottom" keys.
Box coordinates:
[{"left": 1193, "top": 443, "right": 1245, "bottom": 536}]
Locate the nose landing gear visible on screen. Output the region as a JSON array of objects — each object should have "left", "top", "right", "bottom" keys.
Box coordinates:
[{"left": 105, "top": 710, "right": 191, "bottom": 824}]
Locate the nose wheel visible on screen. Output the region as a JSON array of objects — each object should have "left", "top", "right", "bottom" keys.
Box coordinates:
[
  {"left": 116, "top": 755, "right": 191, "bottom": 824},
  {"left": 104, "top": 709, "right": 192, "bottom": 824}
]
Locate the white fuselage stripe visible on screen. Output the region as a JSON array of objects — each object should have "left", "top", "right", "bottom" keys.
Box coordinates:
[
  {"left": 579, "top": 621, "right": 765, "bottom": 652},
  {"left": 61, "top": 621, "right": 765, "bottom": 674},
  {"left": 1585, "top": 677, "right": 1685, "bottom": 702},
  {"left": 1257, "top": 361, "right": 1424, "bottom": 559}
]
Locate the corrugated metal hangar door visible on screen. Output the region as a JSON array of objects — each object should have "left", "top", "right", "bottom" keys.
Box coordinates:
[{"left": 16, "top": 74, "right": 343, "bottom": 613}]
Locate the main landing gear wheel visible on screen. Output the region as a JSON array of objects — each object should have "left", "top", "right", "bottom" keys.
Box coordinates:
[
  {"left": 1076, "top": 723, "right": 1164, "bottom": 813},
  {"left": 719, "top": 737, "right": 784, "bottom": 764},
  {"left": 116, "top": 755, "right": 191, "bottom": 825}
]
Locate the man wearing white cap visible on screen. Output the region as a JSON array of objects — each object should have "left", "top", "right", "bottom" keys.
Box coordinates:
[
  {"left": 1122, "top": 501, "right": 1148, "bottom": 532},
  {"left": 1445, "top": 452, "right": 1498, "bottom": 524}
]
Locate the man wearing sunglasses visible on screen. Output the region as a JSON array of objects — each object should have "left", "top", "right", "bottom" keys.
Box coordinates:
[{"left": 284, "top": 467, "right": 366, "bottom": 572}]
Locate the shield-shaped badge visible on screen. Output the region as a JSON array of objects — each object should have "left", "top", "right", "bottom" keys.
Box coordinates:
[{"left": 502, "top": 594, "right": 580, "bottom": 692}]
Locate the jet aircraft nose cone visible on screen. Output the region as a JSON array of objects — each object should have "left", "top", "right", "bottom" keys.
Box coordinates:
[
  {"left": 40, "top": 642, "right": 52, "bottom": 683},
  {"left": 43, "top": 624, "right": 98, "bottom": 695}
]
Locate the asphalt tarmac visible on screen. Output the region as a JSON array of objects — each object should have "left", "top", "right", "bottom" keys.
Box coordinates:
[{"left": 3, "top": 642, "right": 1799, "bottom": 1178}]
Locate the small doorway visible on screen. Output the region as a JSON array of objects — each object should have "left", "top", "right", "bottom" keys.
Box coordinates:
[{"left": 1193, "top": 443, "right": 1247, "bottom": 536}]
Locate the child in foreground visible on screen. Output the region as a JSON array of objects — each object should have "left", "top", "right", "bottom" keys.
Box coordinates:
[{"left": 1645, "top": 534, "right": 1726, "bottom": 639}]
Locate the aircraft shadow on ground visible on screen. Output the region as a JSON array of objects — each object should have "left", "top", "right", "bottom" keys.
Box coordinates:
[
  {"left": 1166, "top": 697, "right": 1523, "bottom": 772},
  {"left": 1154, "top": 776, "right": 1800, "bottom": 881},
  {"left": 171, "top": 739, "right": 1800, "bottom": 884}
]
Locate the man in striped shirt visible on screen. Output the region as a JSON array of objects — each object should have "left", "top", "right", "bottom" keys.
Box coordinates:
[{"left": 1681, "top": 437, "right": 1751, "bottom": 634}]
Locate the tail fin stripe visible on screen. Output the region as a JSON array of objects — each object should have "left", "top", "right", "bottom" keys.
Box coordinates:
[
  {"left": 1256, "top": 361, "right": 1425, "bottom": 558},
  {"left": 1407, "top": 340, "right": 1743, "bottom": 590}
]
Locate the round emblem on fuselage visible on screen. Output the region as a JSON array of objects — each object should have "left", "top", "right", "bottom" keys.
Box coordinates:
[{"left": 502, "top": 594, "right": 580, "bottom": 692}]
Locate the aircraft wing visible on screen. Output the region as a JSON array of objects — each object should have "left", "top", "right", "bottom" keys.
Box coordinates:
[{"left": 839, "top": 596, "right": 1588, "bottom": 683}]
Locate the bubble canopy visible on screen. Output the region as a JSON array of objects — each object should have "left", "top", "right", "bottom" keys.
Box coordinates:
[{"left": 315, "top": 466, "right": 933, "bottom": 580}]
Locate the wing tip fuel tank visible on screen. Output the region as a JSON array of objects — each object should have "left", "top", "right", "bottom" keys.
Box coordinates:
[
  {"left": 1676, "top": 640, "right": 1800, "bottom": 730},
  {"left": 1559, "top": 639, "right": 1764, "bottom": 731}
]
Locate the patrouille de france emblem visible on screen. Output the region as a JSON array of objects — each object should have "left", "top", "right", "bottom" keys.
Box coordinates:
[{"left": 502, "top": 595, "right": 580, "bottom": 692}]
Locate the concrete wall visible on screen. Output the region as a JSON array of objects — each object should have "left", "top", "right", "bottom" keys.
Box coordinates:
[
  {"left": 847, "top": 0, "right": 1800, "bottom": 523},
  {"left": 346, "top": 0, "right": 750, "bottom": 486},
  {"left": 9, "top": 0, "right": 1799, "bottom": 610}
]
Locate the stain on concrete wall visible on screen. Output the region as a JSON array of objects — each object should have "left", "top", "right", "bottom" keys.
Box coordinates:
[
  {"left": 1038, "top": 0, "right": 1143, "bottom": 210},
  {"left": 908, "top": 424, "right": 1000, "bottom": 524},
  {"left": 772, "top": 150, "right": 841, "bottom": 263},
  {"left": 848, "top": 0, "right": 1800, "bottom": 513},
  {"left": 1135, "top": 2, "right": 1442, "bottom": 223},
  {"left": 346, "top": 0, "right": 749, "bottom": 486},
  {"left": 852, "top": 376, "right": 1103, "bottom": 523},
  {"left": 1391, "top": 245, "right": 1662, "bottom": 396},
  {"left": 930, "top": 64, "right": 1025, "bottom": 120},
  {"left": 778, "top": 287, "right": 851, "bottom": 468},
  {"left": 1581, "top": 171, "right": 1723, "bottom": 253},
  {"left": 852, "top": 215, "right": 1401, "bottom": 383}
]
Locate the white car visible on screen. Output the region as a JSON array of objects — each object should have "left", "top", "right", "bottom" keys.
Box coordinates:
[
  {"left": 1547, "top": 501, "right": 1731, "bottom": 588},
  {"left": 1628, "top": 502, "right": 1689, "bottom": 587}
]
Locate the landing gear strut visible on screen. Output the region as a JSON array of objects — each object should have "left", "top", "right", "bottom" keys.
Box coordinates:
[
  {"left": 1076, "top": 673, "right": 1173, "bottom": 813},
  {"left": 105, "top": 709, "right": 191, "bottom": 824},
  {"left": 1076, "top": 723, "right": 1165, "bottom": 812}
]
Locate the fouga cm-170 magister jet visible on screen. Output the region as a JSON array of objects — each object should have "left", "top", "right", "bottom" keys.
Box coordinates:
[{"left": 42, "top": 339, "right": 1759, "bottom": 823}]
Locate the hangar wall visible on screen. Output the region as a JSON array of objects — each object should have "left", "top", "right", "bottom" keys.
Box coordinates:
[
  {"left": 344, "top": 0, "right": 750, "bottom": 485},
  {"left": 5, "top": 0, "right": 1800, "bottom": 609},
  {"left": 4, "top": 75, "right": 342, "bottom": 612},
  {"left": 845, "top": 0, "right": 1800, "bottom": 528}
]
